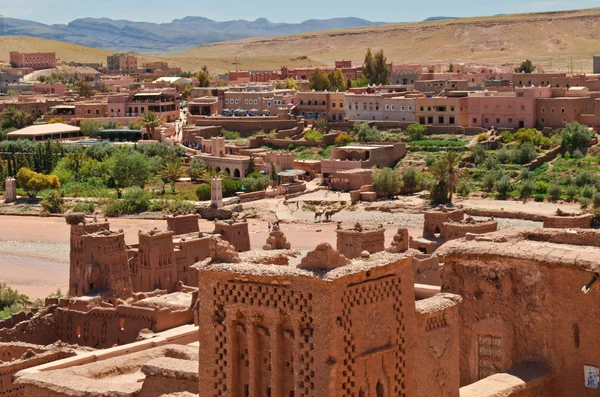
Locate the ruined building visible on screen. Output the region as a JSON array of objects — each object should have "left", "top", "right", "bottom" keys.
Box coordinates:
[
  {"left": 439, "top": 228, "right": 600, "bottom": 396},
  {"left": 411, "top": 206, "right": 497, "bottom": 253},
  {"left": 198, "top": 244, "right": 462, "bottom": 397},
  {"left": 336, "top": 222, "right": 386, "bottom": 259}
]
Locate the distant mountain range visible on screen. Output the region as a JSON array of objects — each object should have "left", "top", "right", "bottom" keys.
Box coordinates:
[{"left": 4, "top": 16, "right": 392, "bottom": 54}]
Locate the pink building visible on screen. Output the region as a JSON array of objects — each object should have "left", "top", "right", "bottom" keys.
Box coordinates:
[
  {"left": 468, "top": 87, "right": 552, "bottom": 129},
  {"left": 32, "top": 83, "right": 65, "bottom": 96},
  {"left": 10, "top": 52, "right": 56, "bottom": 70}
]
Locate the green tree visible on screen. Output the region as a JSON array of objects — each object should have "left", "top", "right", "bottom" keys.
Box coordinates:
[
  {"left": 371, "top": 50, "right": 390, "bottom": 85},
  {"left": 1, "top": 106, "right": 34, "bottom": 130},
  {"left": 189, "top": 158, "right": 206, "bottom": 182},
  {"left": 363, "top": 48, "right": 375, "bottom": 83},
  {"left": 15, "top": 167, "right": 60, "bottom": 198},
  {"left": 80, "top": 119, "right": 102, "bottom": 137},
  {"left": 447, "top": 63, "right": 454, "bottom": 72},
  {"left": 352, "top": 122, "right": 381, "bottom": 142},
  {"left": 140, "top": 112, "right": 162, "bottom": 140},
  {"left": 76, "top": 80, "right": 94, "bottom": 98},
  {"left": 216, "top": 80, "right": 228, "bottom": 87},
  {"left": 406, "top": 123, "right": 427, "bottom": 141},
  {"left": 304, "top": 130, "right": 323, "bottom": 141},
  {"left": 107, "top": 148, "right": 150, "bottom": 198},
  {"left": 372, "top": 167, "right": 401, "bottom": 198},
  {"left": 350, "top": 76, "right": 370, "bottom": 88},
  {"left": 315, "top": 117, "right": 328, "bottom": 133},
  {"left": 401, "top": 167, "right": 419, "bottom": 193},
  {"left": 158, "top": 156, "right": 184, "bottom": 193},
  {"left": 562, "top": 122, "right": 594, "bottom": 152},
  {"left": 308, "top": 69, "right": 331, "bottom": 91},
  {"left": 516, "top": 59, "right": 536, "bottom": 73},
  {"left": 334, "top": 132, "right": 355, "bottom": 146},
  {"left": 284, "top": 78, "right": 299, "bottom": 90},
  {"left": 328, "top": 69, "right": 345, "bottom": 91},
  {"left": 195, "top": 67, "right": 211, "bottom": 87}
]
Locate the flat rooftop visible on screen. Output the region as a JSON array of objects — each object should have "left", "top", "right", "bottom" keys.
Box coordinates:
[
  {"left": 7, "top": 123, "right": 80, "bottom": 137},
  {"left": 200, "top": 250, "right": 409, "bottom": 281},
  {"left": 437, "top": 228, "right": 600, "bottom": 273}
]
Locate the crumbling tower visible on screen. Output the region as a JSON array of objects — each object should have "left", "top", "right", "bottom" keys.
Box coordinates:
[
  {"left": 80, "top": 230, "right": 133, "bottom": 298},
  {"left": 136, "top": 229, "right": 177, "bottom": 292},
  {"left": 66, "top": 214, "right": 111, "bottom": 297}
]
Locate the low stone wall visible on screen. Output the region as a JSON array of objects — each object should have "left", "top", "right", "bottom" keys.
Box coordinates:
[
  {"left": 465, "top": 208, "right": 545, "bottom": 222},
  {"left": 543, "top": 214, "right": 592, "bottom": 229},
  {"left": 459, "top": 362, "right": 554, "bottom": 397},
  {"left": 441, "top": 220, "right": 498, "bottom": 241},
  {"left": 197, "top": 206, "right": 233, "bottom": 221}
]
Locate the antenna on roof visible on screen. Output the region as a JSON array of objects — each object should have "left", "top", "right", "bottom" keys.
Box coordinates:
[{"left": 233, "top": 57, "right": 239, "bottom": 73}]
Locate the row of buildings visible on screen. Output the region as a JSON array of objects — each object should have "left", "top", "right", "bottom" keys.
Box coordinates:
[{"left": 187, "top": 82, "right": 600, "bottom": 130}]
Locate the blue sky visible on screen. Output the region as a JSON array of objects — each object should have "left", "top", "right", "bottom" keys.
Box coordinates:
[{"left": 3, "top": 0, "right": 599, "bottom": 24}]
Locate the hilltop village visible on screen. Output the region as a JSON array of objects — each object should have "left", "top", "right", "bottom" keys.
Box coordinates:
[{"left": 0, "top": 48, "right": 600, "bottom": 396}]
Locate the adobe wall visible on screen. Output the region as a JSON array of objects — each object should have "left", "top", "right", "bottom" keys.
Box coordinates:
[
  {"left": 166, "top": 214, "right": 200, "bottom": 236},
  {"left": 423, "top": 208, "right": 465, "bottom": 239},
  {"left": 69, "top": 220, "right": 111, "bottom": 297},
  {"left": 190, "top": 118, "right": 298, "bottom": 136},
  {"left": 0, "top": 344, "right": 75, "bottom": 397},
  {"left": 197, "top": 254, "right": 418, "bottom": 397},
  {"left": 439, "top": 232, "right": 600, "bottom": 396},
  {"left": 412, "top": 254, "right": 441, "bottom": 286},
  {"left": 135, "top": 230, "right": 177, "bottom": 292},
  {"left": 441, "top": 219, "right": 498, "bottom": 241},
  {"left": 173, "top": 235, "right": 211, "bottom": 287},
  {"left": 79, "top": 230, "right": 132, "bottom": 298},
  {"left": 414, "top": 294, "right": 462, "bottom": 397},
  {"left": 542, "top": 214, "right": 592, "bottom": 229},
  {"left": 0, "top": 306, "right": 58, "bottom": 346},
  {"left": 213, "top": 221, "right": 251, "bottom": 252},
  {"left": 336, "top": 226, "right": 386, "bottom": 259},
  {"left": 4, "top": 178, "right": 16, "bottom": 202}
]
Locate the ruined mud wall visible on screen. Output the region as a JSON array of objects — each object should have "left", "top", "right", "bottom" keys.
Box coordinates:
[
  {"left": 167, "top": 215, "right": 200, "bottom": 236},
  {"left": 441, "top": 220, "right": 498, "bottom": 241},
  {"left": 542, "top": 214, "right": 592, "bottom": 229},
  {"left": 441, "top": 254, "right": 600, "bottom": 396},
  {"left": 336, "top": 229, "right": 386, "bottom": 259},
  {"left": 414, "top": 294, "right": 461, "bottom": 397},
  {"left": 423, "top": 209, "right": 464, "bottom": 239}
]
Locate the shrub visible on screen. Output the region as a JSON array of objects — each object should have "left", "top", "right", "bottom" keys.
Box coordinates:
[
  {"left": 352, "top": 123, "right": 382, "bottom": 142},
  {"left": 514, "top": 142, "right": 537, "bottom": 164},
  {"left": 242, "top": 175, "right": 270, "bottom": 193},
  {"left": 303, "top": 130, "right": 323, "bottom": 141},
  {"left": 482, "top": 155, "right": 499, "bottom": 170},
  {"left": 496, "top": 147, "right": 514, "bottom": 164},
  {"left": 534, "top": 181, "right": 549, "bottom": 195},
  {"left": 593, "top": 193, "right": 600, "bottom": 211},
  {"left": 582, "top": 185, "right": 595, "bottom": 199},
  {"left": 103, "top": 199, "right": 124, "bottom": 217},
  {"left": 572, "top": 149, "right": 584, "bottom": 159},
  {"left": 41, "top": 190, "right": 65, "bottom": 214},
  {"left": 73, "top": 201, "right": 95, "bottom": 214},
  {"left": 196, "top": 185, "right": 211, "bottom": 201},
  {"left": 425, "top": 157, "right": 436, "bottom": 167},
  {"left": 471, "top": 144, "right": 486, "bottom": 164},
  {"left": 372, "top": 167, "right": 401, "bottom": 198},
  {"left": 575, "top": 171, "right": 593, "bottom": 188},
  {"left": 482, "top": 171, "right": 497, "bottom": 192},
  {"left": 334, "top": 132, "right": 355, "bottom": 146},
  {"left": 534, "top": 194, "right": 545, "bottom": 202},
  {"left": 580, "top": 197, "right": 591, "bottom": 211},
  {"left": 562, "top": 122, "right": 594, "bottom": 152},
  {"left": 548, "top": 184, "right": 562, "bottom": 201},
  {"left": 457, "top": 180, "right": 471, "bottom": 197},
  {"left": 121, "top": 187, "right": 150, "bottom": 214},
  {"left": 222, "top": 179, "right": 242, "bottom": 197},
  {"left": 565, "top": 184, "right": 579, "bottom": 200},
  {"left": 477, "top": 133, "right": 489, "bottom": 143},
  {"left": 189, "top": 158, "right": 206, "bottom": 183},
  {"left": 495, "top": 174, "right": 513, "bottom": 196},
  {"left": 222, "top": 129, "right": 240, "bottom": 140},
  {"left": 165, "top": 199, "right": 196, "bottom": 214},
  {"left": 406, "top": 123, "right": 427, "bottom": 141},
  {"left": 401, "top": 167, "right": 418, "bottom": 192},
  {"left": 520, "top": 179, "right": 535, "bottom": 196}
]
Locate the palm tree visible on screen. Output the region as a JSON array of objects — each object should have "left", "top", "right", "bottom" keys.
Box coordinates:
[
  {"left": 158, "top": 156, "right": 184, "bottom": 194},
  {"left": 441, "top": 151, "right": 464, "bottom": 203},
  {"left": 315, "top": 117, "right": 328, "bottom": 133},
  {"left": 140, "top": 112, "right": 162, "bottom": 140}
]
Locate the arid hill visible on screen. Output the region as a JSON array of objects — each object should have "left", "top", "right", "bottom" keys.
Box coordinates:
[
  {"left": 170, "top": 8, "right": 600, "bottom": 73},
  {"left": 1, "top": 8, "right": 600, "bottom": 74}
]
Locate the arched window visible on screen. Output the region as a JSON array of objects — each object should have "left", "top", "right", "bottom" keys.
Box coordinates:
[{"left": 376, "top": 380, "right": 385, "bottom": 397}]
